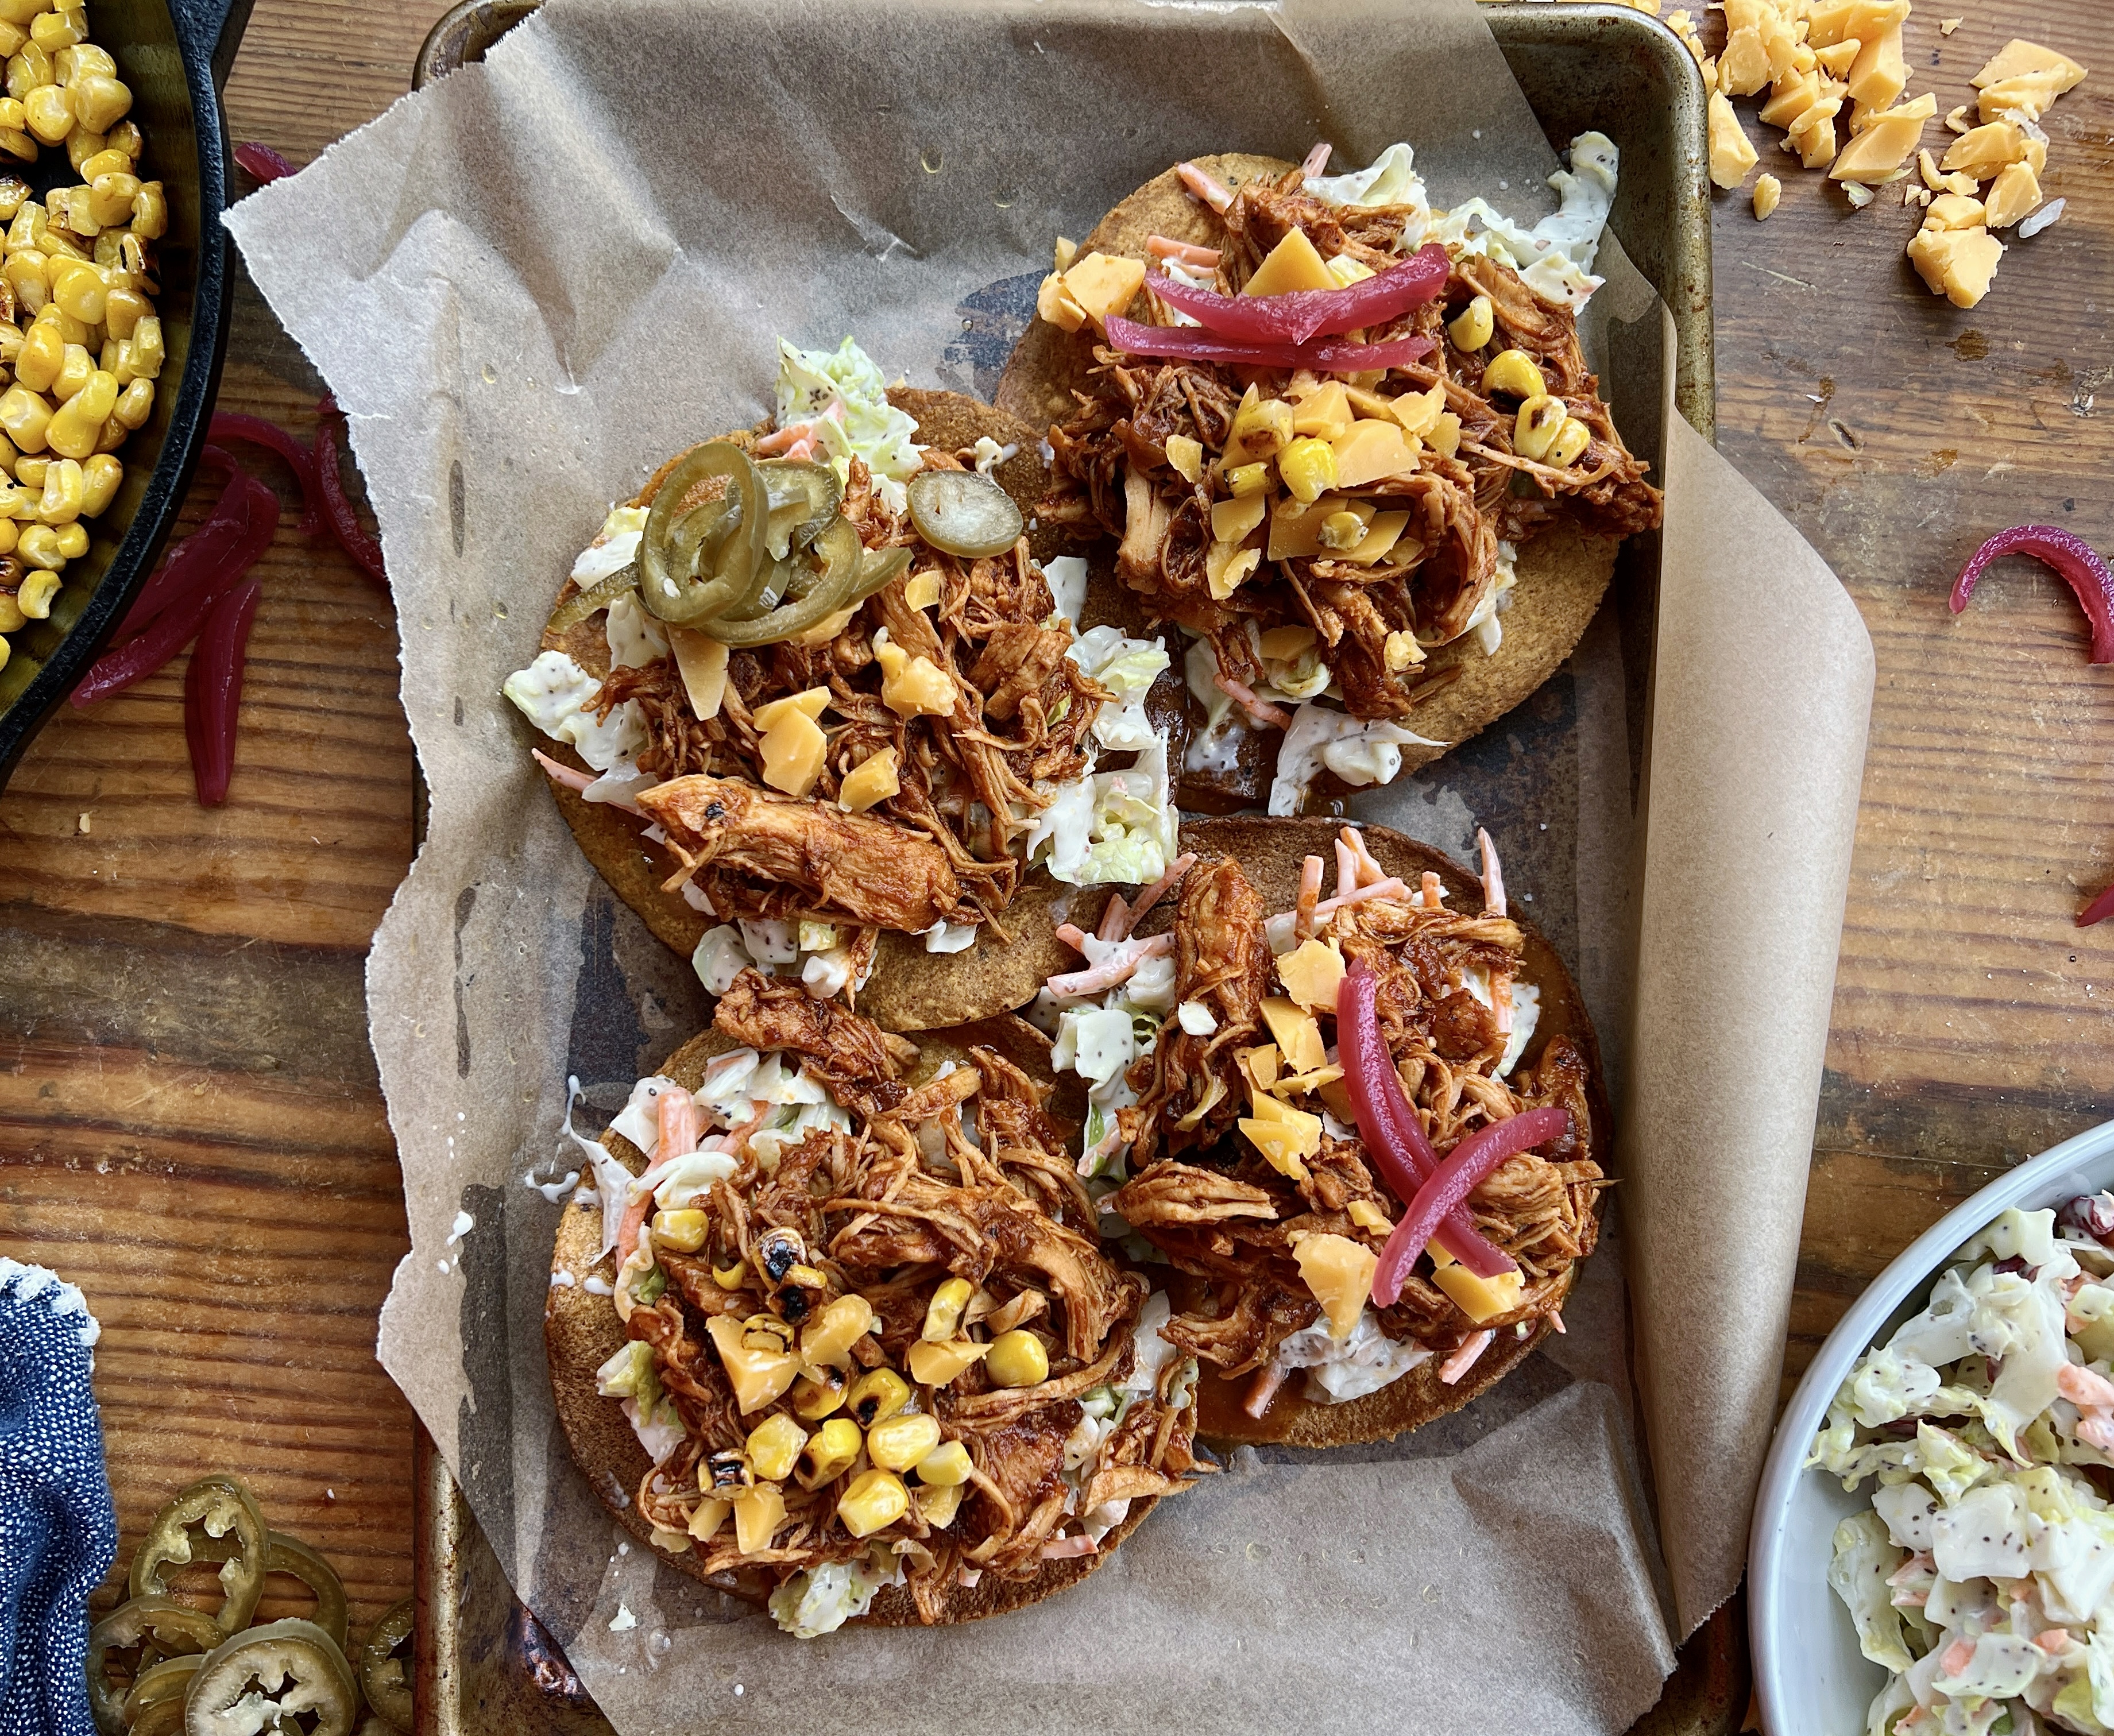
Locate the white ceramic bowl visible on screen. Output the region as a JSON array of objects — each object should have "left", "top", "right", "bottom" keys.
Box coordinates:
[{"left": 1748, "top": 1117, "right": 2114, "bottom": 1733}]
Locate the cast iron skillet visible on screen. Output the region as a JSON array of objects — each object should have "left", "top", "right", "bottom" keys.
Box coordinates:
[{"left": 0, "top": 0, "right": 252, "bottom": 788}]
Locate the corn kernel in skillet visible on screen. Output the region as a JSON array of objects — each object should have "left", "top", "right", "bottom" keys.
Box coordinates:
[
  {"left": 111, "top": 378, "right": 148, "bottom": 430},
  {"left": 10, "top": 456, "right": 40, "bottom": 488},
  {"left": 78, "top": 452, "right": 116, "bottom": 514},
  {"left": 52, "top": 520, "right": 82, "bottom": 558},
  {"left": 126, "top": 315, "right": 160, "bottom": 376},
  {"left": 23, "top": 83, "right": 71, "bottom": 146},
  {"left": 68, "top": 72, "right": 127, "bottom": 135},
  {"left": 32, "top": 9, "right": 83, "bottom": 52},
  {"left": 0, "top": 383, "right": 50, "bottom": 451},
  {"left": 14, "top": 316, "right": 56, "bottom": 390},
  {"left": 7, "top": 45, "right": 53, "bottom": 102},
  {"left": 86, "top": 170, "right": 133, "bottom": 227},
  {"left": 0, "top": 520, "right": 20, "bottom": 556},
  {"left": 50, "top": 258, "right": 101, "bottom": 322},
  {"left": 46, "top": 369, "right": 113, "bottom": 458},
  {"left": 102, "top": 281, "right": 144, "bottom": 338},
  {"left": 51, "top": 342, "right": 91, "bottom": 401},
  {"left": 17, "top": 559, "right": 60, "bottom": 609},
  {"left": 55, "top": 41, "right": 110, "bottom": 82},
  {"left": 37, "top": 454, "right": 79, "bottom": 522}
]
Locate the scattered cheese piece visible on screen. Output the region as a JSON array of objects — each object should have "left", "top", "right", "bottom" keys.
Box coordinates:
[
  {"left": 1205, "top": 542, "right": 1261, "bottom": 601},
  {"left": 1290, "top": 381, "right": 1354, "bottom": 439},
  {"left": 903, "top": 569, "right": 941, "bottom": 610},
  {"left": 1255, "top": 625, "right": 1317, "bottom": 662},
  {"left": 1829, "top": 92, "right": 1936, "bottom": 181},
  {"left": 1061, "top": 253, "right": 1149, "bottom": 326},
  {"left": 1971, "top": 39, "right": 2088, "bottom": 93},
  {"left": 1941, "top": 120, "right": 2027, "bottom": 179},
  {"left": 1276, "top": 937, "right": 1346, "bottom": 1012},
  {"left": 1708, "top": 91, "right": 1760, "bottom": 188},
  {"left": 1347, "top": 1200, "right": 1392, "bottom": 1235},
  {"left": 668, "top": 626, "right": 729, "bottom": 722},
  {"left": 752, "top": 685, "right": 831, "bottom": 731},
  {"left": 1292, "top": 1234, "right": 1379, "bottom": 1340},
  {"left": 1432, "top": 1261, "right": 1528, "bottom": 1326},
  {"left": 1719, "top": 26, "right": 1771, "bottom": 96},
  {"left": 1344, "top": 510, "right": 1410, "bottom": 566},
  {"left": 1806, "top": 0, "right": 1908, "bottom": 50},
  {"left": 875, "top": 640, "right": 956, "bottom": 717},
  {"left": 838, "top": 747, "right": 901, "bottom": 814},
  {"left": 1945, "top": 105, "right": 1974, "bottom": 134},
  {"left": 1240, "top": 1109, "right": 1319, "bottom": 1181},
  {"left": 1938, "top": 17, "right": 1961, "bottom": 34},
  {"left": 1164, "top": 434, "right": 1204, "bottom": 484},
  {"left": 1923, "top": 191, "right": 1986, "bottom": 230},
  {"left": 1211, "top": 493, "right": 1267, "bottom": 546},
  {"left": 1918, "top": 148, "right": 1978, "bottom": 196},
  {"left": 1982, "top": 161, "right": 2042, "bottom": 229},
  {"left": 1240, "top": 1043, "right": 1281, "bottom": 1097},
  {"left": 1243, "top": 229, "right": 1338, "bottom": 297},
  {"left": 1845, "top": 24, "right": 1906, "bottom": 114},
  {"left": 1814, "top": 39, "right": 1862, "bottom": 79},
  {"left": 1907, "top": 222, "right": 2003, "bottom": 307},
  {"left": 759, "top": 707, "right": 827, "bottom": 798},
  {"left": 1328, "top": 419, "right": 1417, "bottom": 489},
  {"left": 1053, "top": 236, "right": 1077, "bottom": 273},
  {"left": 1260, "top": 997, "right": 1329, "bottom": 1074}
]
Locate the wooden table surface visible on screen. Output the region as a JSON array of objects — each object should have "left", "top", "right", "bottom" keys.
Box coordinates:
[{"left": 0, "top": 0, "right": 2105, "bottom": 1707}]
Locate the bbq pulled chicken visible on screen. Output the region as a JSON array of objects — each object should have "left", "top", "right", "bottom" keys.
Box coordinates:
[
  {"left": 1039, "top": 159, "right": 1662, "bottom": 721},
  {"left": 601, "top": 438, "right": 1110, "bottom": 936},
  {"left": 1107, "top": 844, "right": 1604, "bottom": 1402},
  {"left": 603, "top": 975, "right": 1204, "bottom": 1631}
]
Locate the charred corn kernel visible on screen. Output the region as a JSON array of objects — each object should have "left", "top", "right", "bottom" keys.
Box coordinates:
[
  {"left": 1547, "top": 417, "right": 1593, "bottom": 469},
  {"left": 0, "top": 129, "right": 32, "bottom": 164},
  {"left": 1226, "top": 388, "right": 1293, "bottom": 463},
  {"left": 1383, "top": 629, "right": 1423, "bottom": 671},
  {"left": 0, "top": 518, "right": 18, "bottom": 556},
  {"left": 648, "top": 1207, "right": 706, "bottom": 1253},
  {"left": 5, "top": 250, "right": 45, "bottom": 316},
  {"left": 799, "top": 1293, "right": 874, "bottom": 1372},
  {"left": 795, "top": 1416, "right": 861, "bottom": 1488},
  {"left": 6, "top": 45, "right": 52, "bottom": 103},
  {"left": 50, "top": 338, "right": 86, "bottom": 395},
  {"left": 1223, "top": 461, "right": 1269, "bottom": 498},
  {"left": 731, "top": 1484, "right": 785, "bottom": 1556},
  {"left": 0, "top": 98, "right": 22, "bottom": 136},
  {"left": 46, "top": 367, "right": 111, "bottom": 457},
  {"left": 1428, "top": 412, "right": 1463, "bottom": 461},
  {"left": 913, "top": 1480, "right": 964, "bottom": 1529},
  {"left": 0, "top": 20, "right": 20, "bottom": 59},
  {"left": 32, "top": 9, "right": 83, "bottom": 51},
  {"left": 741, "top": 1312, "right": 794, "bottom": 1352},
  {"left": 744, "top": 1413, "right": 807, "bottom": 1482},
  {"left": 984, "top": 1328, "right": 1049, "bottom": 1389},
  {"left": 837, "top": 746, "right": 899, "bottom": 814},
  {"left": 865, "top": 1413, "right": 942, "bottom": 1474},
  {"left": 67, "top": 72, "right": 127, "bottom": 135},
  {"left": 50, "top": 259, "right": 101, "bottom": 323},
  {"left": 130, "top": 180, "right": 167, "bottom": 240},
  {"left": 126, "top": 315, "right": 160, "bottom": 378},
  {"left": 52, "top": 520, "right": 82, "bottom": 558},
  {"left": 85, "top": 172, "right": 133, "bottom": 229},
  {"left": 102, "top": 281, "right": 144, "bottom": 338},
  {"left": 913, "top": 1440, "right": 973, "bottom": 1487},
  {"left": 836, "top": 1468, "right": 910, "bottom": 1538},
  {"left": 905, "top": 1336, "right": 990, "bottom": 1387},
  {"left": 77, "top": 451, "right": 116, "bottom": 514},
  {"left": 5, "top": 199, "right": 38, "bottom": 250},
  {"left": 0, "top": 176, "right": 22, "bottom": 221},
  {"left": 116, "top": 229, "right": 145, "bottom": 277},
  {"left": 22, "top": 83, "right": 69, "bottom": 146},
  {"left": 36, "top": 454, "right": 78, "bottom": 521},
  {"left": 107, "top": 119, "right": 140, "bottom": 161},
  {"left": 1447, "top": 294, "right": 1494, "bottom": 352},
  {"left": 54, "top": 38, "right": 107, "bottom": 79},
  {"left": 0, "top": 590, "right": 17, "bottom": 629},
  {"left": 1481, "top": 349, "right": 1545, "bottom": 399},
  {"left": 1316, "top": 509, "right": 1366, "bottom": 551},
  {"left": 790, "top": 1367, "right": 847, "bottom": 1421},
  {"left": 16, "top": 561, "right": 59, "bottom": 611},
  {"left": 95, "top": 415, "right": 122, "bottom": 454},
  {"left": 846, "top": 1367, "right": 911, "bottom": 1428},
  {"left": 921, "top": 1277, "right": 973, "bottom": 1342},
  {"left": 9, "top": 454, "right": 38, "bottom": 485},
  {"left": 1277, "top": 436, "right": 1336, "bottom": 504},
  {"left": 13, "top": 316, "right": 56, "bottom": 390},
  {"left": 0, "top": 383, "right": 49, "bottom": 451},
  {"left": 77, "top": 148, "right": 124, "bottom": 185},
  {"left": 686, "top": 1497, "right": 731, "bottom": 1542},
  {"left": 1164, "top": 433, "right": 1203, "bottom": 484},
  {"left": 1513, "top": 395, "right": 1567, "bottom": 462}
]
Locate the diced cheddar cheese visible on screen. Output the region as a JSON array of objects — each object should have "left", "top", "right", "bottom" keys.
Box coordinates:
[
  {"left": 1257, "top": 624, "right": 1317, "bottom": 662},
  {"left": 1829, "top": 93, "right": 1935, "bottom": 181},
  {"left": 1240, "top": 1043, "right": 1281, "bottom": 1096},
  {"left": 1268, "top": 494, "right": 1364, "bottom": 562},
  {"left": 1240, "top": 1107, "right": 1319, "bottom": 1181},
  {"left": 1060, "top": 252, "right": 1149, "bottom": 327},
  {"left": 1260, "top": 997, "right": 1329, "bottom": 1074},
  {"left": 1347, "top": 1200, "right": 1393, "bottom": 1235},
  {"left": 668, "top": 626, "right": 729, "bottom": 721},
  {"left": 1759, "top": 70, "right": 1822, "bottom": 130},
  {"left": 1165, "top": 434, "right": 1204, "bottom": 484},
  {"left": 1806, "top": 0, "right": 1908, "bottom": 51},
  {"left": 1432, "top": 1261, "right": 1527, "bottom": 1326},
  {"left": 1709, "top": 91, "right": 1760, "bottom": 188},
  {"left": 732, "top": 1484, "right": 786, "bottom": 1556},
  {"left": 1243, "top": 228, "right": 1337, "bottom": 297},
  {"left": 1971, "top": 39, "right": 2088, "bottom": 122},
  {"left": 838, "top": 747, "right": 901, "bottom": 814},
  {"left": 1346, "top": 510, "right": 1411, "bottom": 566},
  {"left": 1292, "top": 1234, "right": 1378, "bottom": 1340},
  {"left": 688, "top": 1497, "right": 731, "bottom": 1542},
  {"left": 1974, "top": 38, "right": 2089, "bottom": 90},
  {"left": 752, "top": 685, "right": 831, "bottom": 731},
  {"left": 904, "top": 569, "right": 941, "bottom": 610},
  {"left": 1211, "top": 493, "right": 1267, "bottom": 546},
  {"left": 1752, "top": 173, "right": 1782, "bottom": 221},
  {"left": 1276, "top": 937, "right": 1346, "bottom": 1012},
  {"left": 1787, "top": 102, "right": 1841, "bottom": 172},
  {"left": 1329, "top": 419, "right": 1417, "bottom": 488},
  {"left": 1276, "top": 1063, "right": 1345, "bottom": 1100},
  {"left": 1290, "top": 380, "right": 1353, "bottom": 439},
  {"left": 1941, "top": 121, "right": 2027, "bottom": 179},
  {"left": 906, "top": 1337, "right": 990, "bottom": 1386},
  {"left": 1316, "top": 1074, "right": 1355, "bottom": 1124},
  {"left": 1907, "top": 222, "right": 2003, "bottom": 308},
  {"left": 1814, "top": 39, "right": 1861, "bottom": 79},
  {"left": 1717, "top": 26, "right": 1769, "bottom": 96},
  {"left": 759, "top": 707, "right": 827, "bottom": 797},
  {"left": 1206, "top": 542, "right": 1261, "bottom": 601},
  {"left": 1037, "top": 271, "right": 1087, "bottom": 332},
  {"left": 1918, "top": 148, "right": 1978, "bottom": 196},
  {"left": 1982, "top": 161, "right": 2042, "bottom": 230},
  {"left": 705, "top": 1314, "right": 801, "bottom": 1412},
  {"left": 1325, "top": 254, "right": 1375, "bottom": 288},
  {"left": 1427, "top": 413, "right": 1462, "bottom": 460},
  {"left": 1387, "top": 381, "right": 1447, "bottom": 439},
  {"left": 1923, "top": 192, "right": 1986, "bottom": 231},
  {"left": 1845, "top": 24, "right": 1904, "bottom": 114},
  {"left": 875, "top": 640, "right": 957, "bottom": 717}
]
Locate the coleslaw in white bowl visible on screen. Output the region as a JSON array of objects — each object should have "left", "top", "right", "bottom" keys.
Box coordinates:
[{"left": 1751, "top": 1118, "right": 2114, "bottom": 1735}]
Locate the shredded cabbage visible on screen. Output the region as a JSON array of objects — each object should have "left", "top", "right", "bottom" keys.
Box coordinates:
[
  {"left": 1272, "top": 1308, "right": 1433, "bottom": 1403},
  {"left": 1029, "top": 734, "right": 1178, "bottom": 886},
  {"left": 1069, "top": 625, "right": 1170, "bottom": 751},
  {"left": 774, "top": 336, "right": 923, "bottom": 514},
  {"left": 502, "top": 649, "right": 647, "bottom": 774},
  {"left": 1268, "top": 702, "right": 1444, "bottom": 817}
]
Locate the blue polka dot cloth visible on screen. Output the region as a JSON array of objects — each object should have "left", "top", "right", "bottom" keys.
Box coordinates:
[{"left": 0, "top": 1259, "right": 113, "bottom": 1736}]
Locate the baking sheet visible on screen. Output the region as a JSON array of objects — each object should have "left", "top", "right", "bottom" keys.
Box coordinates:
[{"left": 223, "top": 0, "right": 1873, "bottom": 1725}]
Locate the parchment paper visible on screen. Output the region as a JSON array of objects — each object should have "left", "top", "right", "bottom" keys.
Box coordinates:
[{"left": 225, "top": 0, "right": 1875, "bottom": 1722}]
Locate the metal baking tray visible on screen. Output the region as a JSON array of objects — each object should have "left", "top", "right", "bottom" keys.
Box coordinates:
[{"left": 404, "top": 4, "right": 1722, "bottom": 1730}]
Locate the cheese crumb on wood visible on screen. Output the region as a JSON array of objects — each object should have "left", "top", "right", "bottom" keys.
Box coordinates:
[
  {"left": 1830, "top": 92, "right": 1937, "bottom": 181},
  {"left": 1938, "top": 17, "right": 1961, "bottom": 34},
  {"left": 1982, "top": 160, "right": 2043, "bottom": 229},
  {"left": 1753, "top": 173, "right": 1783, "bottom": 219},
  {"left": 1709, "top": 91, "right": 1761, "bottom": 188},
  {"left": 1907, "top": 221, "right": 2003, "bottom": 307}
]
